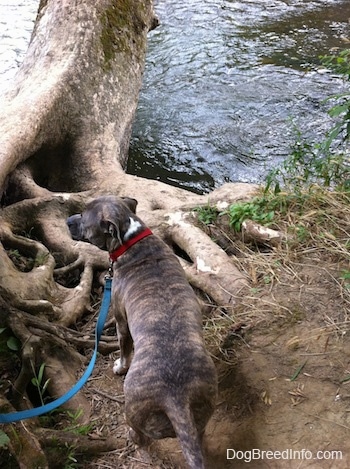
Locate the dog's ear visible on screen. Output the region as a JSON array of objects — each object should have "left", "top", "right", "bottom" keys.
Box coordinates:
[
  {"left": 67, "top": 214, "right": 83, "bottom": 240},
  {"left": 121, "top": 197, "right": 138, "bottom": 213},
  {"left": 100, "top": 219, "right": 123, "bottom": 246}
]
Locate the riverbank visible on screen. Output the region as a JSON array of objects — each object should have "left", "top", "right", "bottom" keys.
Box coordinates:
[{"left": 81, "top": 183, "right": 350, "bottom": 468}]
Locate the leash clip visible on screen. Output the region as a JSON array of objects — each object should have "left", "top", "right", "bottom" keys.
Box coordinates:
[{"left": 105, "top": 259, "right": 114, "bottom": 280}]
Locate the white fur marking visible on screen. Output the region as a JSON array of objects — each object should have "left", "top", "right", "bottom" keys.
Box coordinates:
[
  {"left": 113, "top": 358, "right": 122, "bottom": 374},
  {"left": 113, "top": 358, "right": 129, "bottom": 375},
  {"left": 124, "top": 217, "right": 142, "bottom": 241}
]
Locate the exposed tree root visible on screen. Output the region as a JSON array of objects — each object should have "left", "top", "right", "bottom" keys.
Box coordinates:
[
  {"left": 0, "top": 396, "right": 124, "bottom": 468},
  {"left": 35, "top": 428, "right": 126, "bottom": 455},
  {"left": 242, "top": 219, "right": 289, "bottom": 247},
  {"left": 166, "top": 210, "right": 247, "bottom": 305},
  {"left": 0, "top": 396, "right": 49, "bottom": 468}
]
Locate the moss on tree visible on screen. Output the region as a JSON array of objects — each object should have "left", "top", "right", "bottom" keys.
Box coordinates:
[{"left": 100, "top": 0, "right": 148, "bottom": 68}]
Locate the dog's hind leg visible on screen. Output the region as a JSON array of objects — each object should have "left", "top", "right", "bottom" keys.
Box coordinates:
[
  {"left": 113, "top": 313, "right": 133, "bottom": 375},
  {"left": 129, "top": 427, "right": 152, "bottom": 447}
]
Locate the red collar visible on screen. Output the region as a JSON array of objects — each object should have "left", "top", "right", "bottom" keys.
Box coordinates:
[{"left": 109, "top": 228, "right": 153, "bottom": 262}]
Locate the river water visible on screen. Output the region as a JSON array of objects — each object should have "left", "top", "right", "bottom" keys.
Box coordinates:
[
  {"left": 1, "top": 0, "right": 350, "bottom": 193},
  {"left": 0, "top": 1, "right": 37, "bottom": 89}
]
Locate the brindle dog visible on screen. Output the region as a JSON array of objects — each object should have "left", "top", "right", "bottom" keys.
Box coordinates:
[{"left": 67, "top": 196, "right": 218, "bottom": 469}]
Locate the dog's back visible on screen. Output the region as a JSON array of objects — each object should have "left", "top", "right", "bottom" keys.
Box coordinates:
[{"left": 113, "top": 235, "right": 218, "bottom": 468}]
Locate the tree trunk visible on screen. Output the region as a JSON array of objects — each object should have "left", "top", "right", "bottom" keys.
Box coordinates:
[
  {"left": 0, "top": 0, "right": 159, "bottom": 195},
  {"left": 0, "top": 0, "right": 257, "bottom": 466}
]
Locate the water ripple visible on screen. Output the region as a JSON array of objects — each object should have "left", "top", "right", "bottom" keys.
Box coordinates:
[
  {"left": 130, "top": 0, "right": 350, "bottom": 192},
  {"left": 0, "top": 1, "right": 38, "bottom": 93}
]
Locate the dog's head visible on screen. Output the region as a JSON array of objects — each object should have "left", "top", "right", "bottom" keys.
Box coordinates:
[{"left": 67, "top": 196, "right": 141, "bottom": 252}]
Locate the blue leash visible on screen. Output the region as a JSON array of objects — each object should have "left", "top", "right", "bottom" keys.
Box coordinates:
[{"left": 0, "top": 277, "right": 112, "bottom": 424}]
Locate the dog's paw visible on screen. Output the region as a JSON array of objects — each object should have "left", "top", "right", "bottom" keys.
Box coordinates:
[{"left": 113, "top": 358, "right": 128, "bottom": 375}]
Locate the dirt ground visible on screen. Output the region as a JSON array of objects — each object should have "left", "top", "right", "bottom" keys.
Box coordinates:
[{"left": 76, "top": 220, "right": 350, "bottom": 469}]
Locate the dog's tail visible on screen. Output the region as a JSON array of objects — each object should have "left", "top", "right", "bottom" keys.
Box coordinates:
[{"left": 165, "top": 399, "right": 206, "bottom": 469}]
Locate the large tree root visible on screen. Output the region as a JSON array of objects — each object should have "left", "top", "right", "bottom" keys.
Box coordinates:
[
  {"left": 1, "top": 302, "right": 120, "bottom": 465},
  {"left": 0, "top": 395, "right": 125, "bottom": 468},
  {"left": 36, "top": 427, "right": 126, "bottom": 455},
  {"left": 0, "top": 396, "right": 49, "bottom": 469},
  {"left": 1, "top": 183, "right": 257, "bottom": 324},
  {"left": 165, "top": 210, "right": 247, "bottom": 305},
  {"left": 1, "top": 303, "right": 117, "bottom": 420}
]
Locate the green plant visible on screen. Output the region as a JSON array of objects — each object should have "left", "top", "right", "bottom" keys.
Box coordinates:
[
  {"left": 322, "top": 49, "right": 350, "bottom": 78},
  {"left": 321, "top": 50, "right": 350, "bottom": 148},
  {"left": 340, "top": 270, "right": 350, "bottom": 291},
  {"left": 64, "top": 446, "right": 78, "bottom": 469},
  {"left": 295, "top": 224, "right": 308, "bottom": 242},
  {"left": 31, "top": 362, "right": 50, "bottom": 406},
  {"left": 290, "top": 360, "right": 307, "bottom": 382},
  {"left": 34, "top": 252, "right": 49, "bottom": 267},
  {"left": 0, "top": 430, "right": 10, "bottom": 448},
  {"left": 264, "top": 125, "right": 349, "bottom": 194},
  {"left": 194, "top": 203, "right": 219, "bottom": 225},
  {"left": 263, "top": 275, "right": 272, "bottom": 285},
  {"left": 7, "top": 248, "right": 36, "bottom": 272},
  {"left": 224, "top": 197, "right": 275, "bottom": 232},
  {"left": 8, "top": 249, "right": 21, "bottom": 260},
  {"left": 64, "top": 409, "right": 92, "bottom": 436},
  {"left": 264, "top": 50, "right": 350, "bottom": 195},
  {"left": 0, "top": 327, "right": 20, "bottom": 352}
]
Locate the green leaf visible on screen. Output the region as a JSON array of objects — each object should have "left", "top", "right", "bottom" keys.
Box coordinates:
[
  {"left": 0, "top": 430, "right": 10, "bottom": 448},
  {"left": 31, "top": 377, "right": 39, "bottom": 387},
  {"left": 0, "top": 328, "right": 6, "bottom": 334},
  {"left": 274, "top": 181, "right": 281, "bottom": 195},
  {"left": 290, "top": 361, "right": 307, "bottom": 382},
  {"left": 7, "top": 336, "right": 20, "bottom": 351},
  {"left": 38, "top": 363, "right": 46, "bottom": 384},
  {"left": 42, "top": 379, "right": 51, "bottom": 394},
  {"left": 328, "top": 103, "right": 350, "bottom": 118}
]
